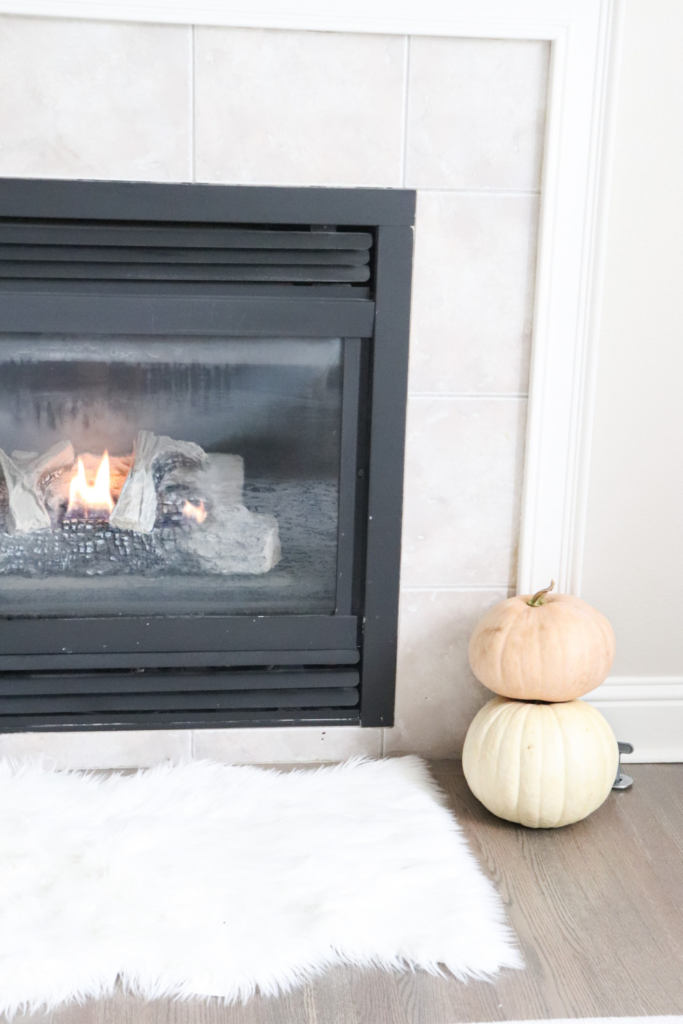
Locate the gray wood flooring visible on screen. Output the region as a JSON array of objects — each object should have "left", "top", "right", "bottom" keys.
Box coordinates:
[{"left": 13, "top": 762, "right": 683, "bottom": 1024}]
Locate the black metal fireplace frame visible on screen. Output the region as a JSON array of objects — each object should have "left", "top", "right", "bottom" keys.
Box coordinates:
[{"left": 0, "top": 179, "right": 415, "bottom": 732}]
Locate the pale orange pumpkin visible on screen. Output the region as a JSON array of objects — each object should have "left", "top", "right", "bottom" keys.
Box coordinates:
[{"left": 468, "top": 582, "right": 615, "bottom": 702}]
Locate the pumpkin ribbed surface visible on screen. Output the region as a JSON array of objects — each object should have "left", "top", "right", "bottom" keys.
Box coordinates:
[
  {"left": 462, "top": 697, "right": 619, "bottom": 828},
  {"left": 468, "top": 593, "right": 615, "bottom": 702}
]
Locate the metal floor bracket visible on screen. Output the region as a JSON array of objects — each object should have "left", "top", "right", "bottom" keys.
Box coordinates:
[{"left": 613, "top": 741, "right": 634, "bottom": 789}]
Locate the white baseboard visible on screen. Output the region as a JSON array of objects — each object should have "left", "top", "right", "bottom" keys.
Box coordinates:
[{"left": 585, "top": 677, "right": 683, "bottom": 762}]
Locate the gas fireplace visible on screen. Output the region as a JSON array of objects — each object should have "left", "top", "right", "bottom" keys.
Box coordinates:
[{"left": 0, "top": 179, "right": 414, "bottom": 732}]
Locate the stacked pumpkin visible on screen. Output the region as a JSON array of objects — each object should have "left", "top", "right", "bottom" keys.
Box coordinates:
[{"left": 463, "top": 582, "right": 618, "bottom": 828}]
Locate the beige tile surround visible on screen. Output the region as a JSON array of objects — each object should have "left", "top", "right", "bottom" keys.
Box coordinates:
[
  {"left": 408, "top": 192, "right": 539, "bottom": 395},
  {"left": 194, "top": 28, "right": 406, "bottom": 186},
  {"left": 401, "top": 396, "right": 527, "bottom": 589},
  {"left": 406, "top": 36, "right": 548, "bottom": 192},
  {"left": 0, "top": 18, "right": 192, "bottom": 181},
  {"left": 0, "top": 18, "right": 549, "bottom": 767}
]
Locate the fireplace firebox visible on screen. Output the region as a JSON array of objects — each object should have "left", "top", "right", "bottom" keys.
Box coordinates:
[{"left": 0, "top": 179, "right": 414, "bottom": 732}]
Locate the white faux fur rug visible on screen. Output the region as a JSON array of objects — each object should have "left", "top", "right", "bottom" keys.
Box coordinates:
[{"left": 0, "top": 756, "right": 521, "bottom": 1015}]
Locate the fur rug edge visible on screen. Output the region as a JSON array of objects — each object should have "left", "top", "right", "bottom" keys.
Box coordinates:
[{"left": 0, "top": 755, "right": 523, "bottom": 1017}]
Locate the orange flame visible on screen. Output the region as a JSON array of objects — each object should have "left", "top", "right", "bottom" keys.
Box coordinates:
[
  {"left": 183, "top": 499, "right": 207, "bottom": 524},
  {"left": 67, "top": 452, "right": 114, "bottom": 514}
]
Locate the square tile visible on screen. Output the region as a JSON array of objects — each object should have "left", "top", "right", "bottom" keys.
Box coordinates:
[
  {"left": 0, "top": 16, "right": 191, "bottom": 181},
  {"left": 400, "top": 397, "right": 527, "bottom": 588},
  {"left": 195, "top": 27, "right": 405, "bottom": 186},
  {"left": 408, "top": 191, "right": 539, "bottom": 394},
  {"left": 385, "top": 588, "right": 507, "bottom": 757},
  {"left": 193, "top": 727, "right": 383, "bottom": 763},
  {"left": 0, "top": 730, "right": 192, "bottom": 769},
  {"left": 406, "top": 37, "right": 549, "bottom": 191}
]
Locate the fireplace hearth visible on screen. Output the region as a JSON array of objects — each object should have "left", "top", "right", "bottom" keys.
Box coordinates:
[{"left": 0, "top": 179, "right": 414, "bottom": 732}]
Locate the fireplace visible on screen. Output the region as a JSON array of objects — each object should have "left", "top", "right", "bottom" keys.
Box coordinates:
[{"left": 0, "top": 179, "right": 414, "bottom": 732}]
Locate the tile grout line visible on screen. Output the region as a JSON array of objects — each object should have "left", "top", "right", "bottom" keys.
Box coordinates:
[
  {"left": 167, "top": 178, "right": 539, "bottom": 194},
  {"left": 408, "top": 392, "right": 529, "bottom": 400},
  {"left": 416, "top": 187, "right": 540, "bottom": 196},
  {"left": 400, "top": 585, "right": 514, "bottom": 592},
  {"left": 400, "top": 35, "right": 411, "bottom": 189}
]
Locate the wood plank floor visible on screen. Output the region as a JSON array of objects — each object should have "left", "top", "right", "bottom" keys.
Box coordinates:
[{"left": 14, "top": 762, "right": 683, "bottom": 1024}]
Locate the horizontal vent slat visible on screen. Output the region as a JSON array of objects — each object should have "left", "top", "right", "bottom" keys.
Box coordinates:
[
  {"left": 0, "top": 709, "right": 361, "bottom": 731},
  {"left": 0, "top": 263, "right": 370, "bottom": 283},
  {"left": 0, "top": 669, "right": 359, "bottom": 695},
  {"left": 0, "top": 224, "right": 372, "bottom": 250},
  {"left": 0, "top": 650, "right": 360, "bottom": 672},
  {"left": 0, "top": 245, "right": 369, "bottom": 266},
  {"left": 0, "top": 688, "right": 359, "bottom": 714}
]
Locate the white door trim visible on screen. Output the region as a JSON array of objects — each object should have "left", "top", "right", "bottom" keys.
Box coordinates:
[{"left": 0, "top": 0, "right": 624, "bottom": 597}]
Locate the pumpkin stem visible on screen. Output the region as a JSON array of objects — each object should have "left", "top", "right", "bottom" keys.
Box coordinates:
[{"left": 528, "top": 580, "right": 555, "bottom": 607}]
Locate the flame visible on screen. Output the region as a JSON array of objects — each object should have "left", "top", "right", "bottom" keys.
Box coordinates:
[
  {"left": 183, "top": 499, "right": 207, "bottom": 524},
  {"left": 67, "top": 451, "right": 114, "bottom": 514}
]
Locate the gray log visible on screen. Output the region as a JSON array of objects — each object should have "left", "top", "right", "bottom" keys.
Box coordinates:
[
  {"left": 162, "top": 453, "right": 279, "bottom": 573},
  {"left": 158, "top": 453, "right": 244, "bottom": 508},
  {"left": 203, "top": 454, "right": 244, "bottom": 508},
  {"left": 109, "top": 431, "right": 206, "bottom": 534},
  {"left": 183, "top": 503, "right": 281, "bottom": 575},
  {"left": 0, "top": 441, "right": 75, "bottom": 534}
]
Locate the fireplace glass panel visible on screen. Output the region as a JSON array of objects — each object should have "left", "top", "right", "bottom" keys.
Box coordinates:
[{"left": 0, "top": 336, "right": 343, "bottom": 617}]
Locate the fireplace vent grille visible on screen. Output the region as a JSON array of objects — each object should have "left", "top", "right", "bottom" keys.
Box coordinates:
[
  {"left": 0, "top": 220, "right": 373, "bottom": 285},
  {"left": 0, "top": 669, "right": 360, "bottom": 731}
]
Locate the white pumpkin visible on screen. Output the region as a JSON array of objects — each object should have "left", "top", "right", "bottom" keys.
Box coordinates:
[{"left": 462, "top": 697, "right": 618, "bottom": 828}]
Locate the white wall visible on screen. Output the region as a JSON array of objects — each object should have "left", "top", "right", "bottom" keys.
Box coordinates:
[
  {"left": 0, "top": 16, "right": 547, "bottom": 766},
  {"left": 582, "top": 0, "right": 683, "bottom": 758}
]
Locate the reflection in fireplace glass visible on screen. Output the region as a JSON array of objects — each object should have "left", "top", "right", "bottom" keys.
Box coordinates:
[{"left": 0, "top": 336, "right": 343, "bottom": 617}]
